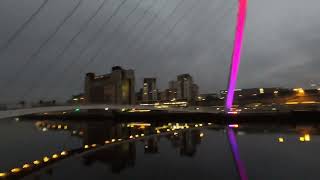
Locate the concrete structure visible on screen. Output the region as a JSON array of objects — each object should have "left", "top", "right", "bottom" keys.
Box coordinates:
[
  {"left": 142, "top": 78, "right": 158, "bottom": 102},
  {"left": 85, "top": 66, "right": 135, "bottom": 105}
]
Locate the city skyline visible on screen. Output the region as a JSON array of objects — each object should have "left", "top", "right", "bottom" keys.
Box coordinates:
[{"left": 0, "top": 0, "right": 319, "bottom": 102}]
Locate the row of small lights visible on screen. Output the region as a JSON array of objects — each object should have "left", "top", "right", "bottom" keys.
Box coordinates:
[
  {"left": 1, "top": 122, "right": 213, "bottom": 178},
  {"left": 0, "top": 151, "right": 68, "bottom": 178},
  {"left": 35, "top": 122, "right": 85, "bottom": 136}
]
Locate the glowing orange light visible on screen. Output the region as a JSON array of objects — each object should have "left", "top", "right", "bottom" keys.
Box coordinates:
[
  {"left": 43, "top": 157, "right": 50, "bottom": 162},
  {"left": 11, "top": 168, "right": 21, "bottom": 173},
  {"left": 33, "top": 160, "right": 40, "bottom": 165},
  {"left": 23, "top": 164, "right": 31, "bottom": 169}
]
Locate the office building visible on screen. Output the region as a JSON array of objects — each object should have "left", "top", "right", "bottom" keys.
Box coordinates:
[{"left": 84, "top": 66, "right": 135, "bottom": 104}]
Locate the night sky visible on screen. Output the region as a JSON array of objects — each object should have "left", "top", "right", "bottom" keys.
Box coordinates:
[{"left": 0, "top": 0, "right": 319, "bottom": 102}]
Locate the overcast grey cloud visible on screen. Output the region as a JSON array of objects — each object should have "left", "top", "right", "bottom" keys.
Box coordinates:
[{"left": 0, "top": 0, "right": 319, "bottom": 102}]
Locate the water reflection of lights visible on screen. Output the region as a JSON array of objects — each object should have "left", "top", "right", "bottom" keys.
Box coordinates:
[
  {"left": 43, "top": 157, "right": 50, "bottom": 163},
  {"left": 33, "top": 160, "right": 40, "bottom": 165},
  {"left": 278, "top": 137, "right": 284, "bottom": 143},
  {"left": 299, "top": 134, "right": 311, "bottom": 142},
  {"left": 52, "top": 154, "right": 59, "bottom": 159},
  {"left": 228, "top": 124, "right": 239, "bottom": 128},
  {"left": 11, "top": 168, "right": 21, "bottom": 173},
  {"left": 127, "top": 123, "right": 151, "bottom": 129},
  {"left": 1, "top": 123, "right": 212, "bottom": 178},
  {"left": 22, "top": 164, "right": 30, "bottom": 169},
  {"left": 200, "top": 133, "right": 204, "bottom": 138},
  {"left": 35, "top": 121, "right": 84, "bottom": 137},
  {"left": 227, "top": 128, "right": 248, "bottom": 180},
  {"left": 0, "top": 173, "right": 6, "bottom": 177}
]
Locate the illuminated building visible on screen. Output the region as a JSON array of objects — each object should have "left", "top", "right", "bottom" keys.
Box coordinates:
[
  {"left": 84, "top": 66, "right": 135, "bottom": 104},
  {"left": 142, "top": 78, "right": 158, "bottom": 102}
]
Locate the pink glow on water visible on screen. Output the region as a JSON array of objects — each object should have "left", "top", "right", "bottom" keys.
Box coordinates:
[
  {"left": 227, "top": 128, "right": 248, "bottom": 180},
  {"left": 226, "top": 0, "right": 248, "bottom": 110}
]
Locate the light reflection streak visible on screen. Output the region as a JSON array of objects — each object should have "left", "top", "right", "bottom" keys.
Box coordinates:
[{"left": 227, "top": 127, "right": 248, "bottom": 180}]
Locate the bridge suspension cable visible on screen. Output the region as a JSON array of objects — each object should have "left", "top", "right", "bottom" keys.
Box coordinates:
[
  {"left": 79, "top": 0, "right": 145, "bottom": 71},
  {"left": 121, "top": 0, "right": 187, "bottom": 64},
  {"left": 19, "top": 0, "right": 132, "bottom": 100},
  {"left": 56, "top": 0, "right": 129, "bottom": 76},
  {"left": 138, "top": 0, "right": 201, "bottom": 64},
  {"left": 64, "top": 0, "right": 187, "bottom": 95},
  {"left": 2, "top": 0, "right": 84, "bottom": 97},
  {"left": 99, "top": 0, "right": 160, "bottom": 71},
  {"left": 16, "top": 0, "right": 112, "bottom": 101},
  {"left": 36, "top": 0, "right": 130, "bottom": 99},
  {"left": 47, "top": 0, "right": 168, "bottom": 98},
  {"left": 4, "top": 0, "right": 238, "bottom": 102},
  {"left": 0, "top": 0, "right": 49, "bottom": 55},
  {"left": 22, "top": 0, "right": 144, "bottom": 100},
  {"left": 61, "top": 0, "right": 228, "bottom": 98},
  {"left": 109, "top": 0, "right": 170, "bottom": 67},
  {"left": 158, "top": 0, "right": 236, "bottom": 66}
]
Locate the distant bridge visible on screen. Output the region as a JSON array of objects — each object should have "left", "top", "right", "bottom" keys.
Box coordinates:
[{"left": 0, "top": 104, "right": 216, "bottom": 119}]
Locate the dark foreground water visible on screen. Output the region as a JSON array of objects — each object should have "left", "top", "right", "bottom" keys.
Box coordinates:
[{"left": 1, "top": 117, "right": 320, "bottom": 180}]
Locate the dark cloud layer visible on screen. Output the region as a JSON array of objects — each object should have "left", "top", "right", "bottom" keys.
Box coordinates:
[{"left": 0, "top": 0, "right": 319, "bottom": 102}]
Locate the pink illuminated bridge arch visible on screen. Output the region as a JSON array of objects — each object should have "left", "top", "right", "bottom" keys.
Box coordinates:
[{"left": 225, "top": 0, "right": 248, "bottom": 111}]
